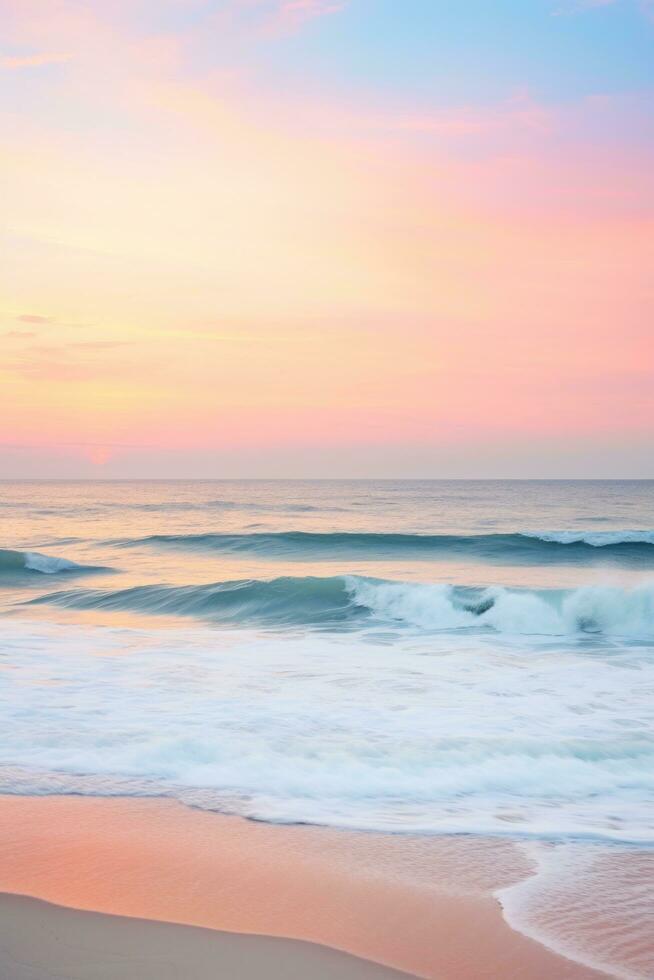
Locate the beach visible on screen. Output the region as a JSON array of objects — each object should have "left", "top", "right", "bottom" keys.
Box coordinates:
[
  {"left": 1, "top": 479, "right": 653, "bottom": 979},
  {"left": 0, "top": 795, "right": 609, "bottom": 980},
  {"left": 4, "top": 0, "right": 653, "bottom": 969},
  {"left": 0, "top": 894, "right": 412, "bottom": 980}
]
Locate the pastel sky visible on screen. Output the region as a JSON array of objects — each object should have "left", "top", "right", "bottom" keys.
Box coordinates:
[{"left": 1, "top": 0, "right": 653, "bottom": 477}]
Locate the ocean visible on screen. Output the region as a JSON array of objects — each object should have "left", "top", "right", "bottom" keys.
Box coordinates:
[{"left": 1, "top": 479, "right": 653, "bottom": 976}]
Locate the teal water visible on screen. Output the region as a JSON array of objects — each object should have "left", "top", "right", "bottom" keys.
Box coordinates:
[
  {"left": 1, "top": 478, "right": 653, "bottom": 835},
  {"left": 2, "top": 479, "right": 653, "bottom": 977}
]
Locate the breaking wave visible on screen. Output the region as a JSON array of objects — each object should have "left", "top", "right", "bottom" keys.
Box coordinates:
[
  {"left": 0, "top": 548, "right": 105, "bottom": 579},
  {"left": 29, "top": 575, "right": 654, "bottom": 637}
]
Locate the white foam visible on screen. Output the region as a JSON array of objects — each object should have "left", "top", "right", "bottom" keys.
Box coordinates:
[
  {"left": 0, "top": 617, "right": 652, "bottom": 842},
  {"left": 562, "top": 584, "right": 654, "bottom": 636},
  {"left": 498, "top": 842, "right": 654, "bottom": 979},
  {"left": 479, "top": 588, "right": 563, "bottom": 634},
  {"left": 23, "top": 551, "right": 82, "bottom": 574},
  {"left": 347, "top": 578, "right": 473, "bottom": 629},
  {"left": 524, "top": 530, "right": 654, "bottom": 546},
  {"left": 346, "top": 577, "right": 654, "bottom": 638}
]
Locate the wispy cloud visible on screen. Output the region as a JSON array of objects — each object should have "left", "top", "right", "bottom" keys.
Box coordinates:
[
  {"left": 377, "top": 94, "right": 552, "bottom": 140},
  {"left": 0, "top": 52, "right": 70, "bottom": 70},
  {"left": 234, "top": 0, "right": 348, "bottom": 34},
  {"left": 68, "top": 341, "right": 128, "bottom": 351},
  {"left": 277, "top": 0, "right": 347, "bottom": 24},
  {"left": 18, "top": 314, "right": 54, "bottom": 324}
]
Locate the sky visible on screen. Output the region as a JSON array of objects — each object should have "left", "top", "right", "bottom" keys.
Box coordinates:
[{"left": 1, "top": 0, "right": 653, "bottom": 478}]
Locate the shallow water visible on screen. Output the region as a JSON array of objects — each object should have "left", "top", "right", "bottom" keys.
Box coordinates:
[{"left": 1, "top": 479, "right": 653, "bottom": 976}]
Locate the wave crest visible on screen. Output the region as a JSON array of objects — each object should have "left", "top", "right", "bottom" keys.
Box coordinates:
[
  {"left": 29, "top": 575, "right": 654, "bottom": 637},
  {"left": 0, "top": 548, "right": 106, "bottom": 578},
  {"left": 111, "top": 530, "right": 654, "bottom": 567},
  {"left": 525, "top": 530, "right": 654, "bottom": 546}
]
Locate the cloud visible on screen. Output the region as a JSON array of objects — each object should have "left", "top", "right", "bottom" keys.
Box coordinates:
[
  {"left": 236, "top": 0, "right": 348, "bottom": 34},
  {"left": 377, "top": 94, "right": 552, "bottom": 140},
  {"left": 4, "top": 331, "right": 36, "bottom": 339},
  {"left": 67, "top": 341, "right": 129, "bottom": 351},
  {"left": 0, "top": 52, "right": 70, "bottom": 70},
  {"left": 278, "top": 0, "right": 347, "bottom": 22},
  {"left": 18, "top": 314, "right": 54, "bottom": 324},
  {"left": 2, "top": 339, "right": 132, "bottom": 383}
]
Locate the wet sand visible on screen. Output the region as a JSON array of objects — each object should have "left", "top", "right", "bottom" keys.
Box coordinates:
[{"left": 0, "top": 795, "right": 607, "bottom": 980}]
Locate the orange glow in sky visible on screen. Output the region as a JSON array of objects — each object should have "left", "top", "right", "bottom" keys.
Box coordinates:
[{"left": 1, "top": 0, "right": 653, "bottom": 477}]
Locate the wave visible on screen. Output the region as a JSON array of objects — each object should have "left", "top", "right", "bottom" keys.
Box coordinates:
[
  {"left": 29, "top": 576, "right": 359, "bottom": 627},
  {"left": 0, "top": 548, "right": 107, "bottom": 579},
  {"left": 36, "top": 500, "right": 325, "bottom": 515},
  {"left": 1, "top": 618, "right": 653, "bottom": 845},
  {"left": 524, "top": 530, "right": 654, "bottom": 546},
  {"left": 111, "top": 530, "right": 654, "bottom": 567},
  {"left": 114, "top": 500, "right": 323, "bottom": 513},
  {"left": 28, "top": 575, "right": 654, "bottom": 637}
]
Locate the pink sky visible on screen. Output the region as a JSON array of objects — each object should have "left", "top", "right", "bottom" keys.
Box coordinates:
[{"left": 1, "top": 0, "right": 653, "bottom": 477}]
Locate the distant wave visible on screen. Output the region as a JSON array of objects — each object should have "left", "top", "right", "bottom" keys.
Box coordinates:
[
  {"left": 0, "top": 548, "right": 106, "bottom": 579},
  {"left": 93, "top": 499, "right": 325, "bottom": 514},
  {"left": 111, "top": 530, "right": 654, "bottom": 566},
  {"left": 29, "top": 575, "right": 654, "bottom": 637},
  {"left": 0, "top": 501, "right": 326, "bottom": 518}
]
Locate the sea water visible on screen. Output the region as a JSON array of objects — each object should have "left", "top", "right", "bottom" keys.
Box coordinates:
[{"left": 1, "top": 479, "right": 653, "bottom": 976}]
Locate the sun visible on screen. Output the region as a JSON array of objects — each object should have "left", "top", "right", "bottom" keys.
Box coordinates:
[{"left": 87, "top": 447, "right": 112, "bottom": 467}]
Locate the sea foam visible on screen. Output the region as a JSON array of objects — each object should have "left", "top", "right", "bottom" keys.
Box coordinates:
[
  {"left": 0, "top": 616, "right": 652, "bottom": 843},
  {"left": 524, "top": 530, "right": 654, "bottom": 546},
  {"left": 29, "top": 575, "right": 654, "bottom": 638},
  {"left": 498, "top": 842, "right": 654, "bottom": 979}
]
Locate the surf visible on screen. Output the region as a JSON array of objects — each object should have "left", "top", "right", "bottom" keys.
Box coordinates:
[
  {"left": 1, "top": 616, "right": 653, "bottom": 844},
  {"left": 28, "top": 574, "right": 654, "bottom": 637}
]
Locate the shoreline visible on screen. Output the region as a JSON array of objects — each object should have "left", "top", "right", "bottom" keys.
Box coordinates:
[{"left": 0, "top": 795, "right": 606, "bottom": 979}]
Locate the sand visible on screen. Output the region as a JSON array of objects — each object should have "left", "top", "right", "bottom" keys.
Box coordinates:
[
  {"left": 0, "top": 795, "right": 607, "bottom": 980},
  {"left": 0, "top": 893, "right": 412, "bottom": 980}
]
